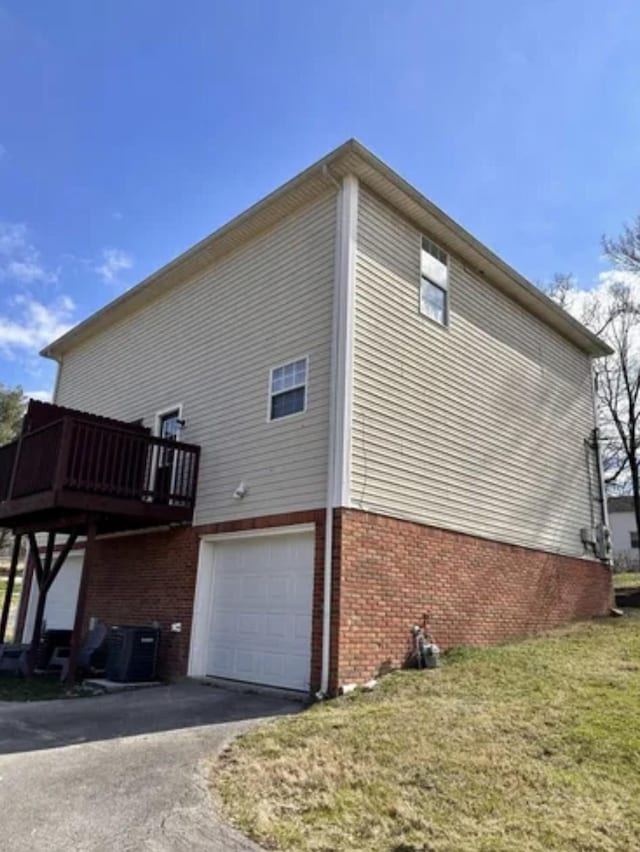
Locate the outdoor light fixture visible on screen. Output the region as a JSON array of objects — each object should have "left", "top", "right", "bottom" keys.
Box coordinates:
[{"left": 233, "top": 481, "right": 249, "bottom": 500}]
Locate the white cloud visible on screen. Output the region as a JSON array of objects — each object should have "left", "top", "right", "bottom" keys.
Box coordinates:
[
  {"left": 0, "top": 222, "right": 26, "bottom": 256},
  {"left": 0, "top": 294, "right": 75, "bottom": 355},
  {"left": 25, "top": 388, "right": 52, "bottom": 402},
  {"left": 557, "top": 269, "right": 640, "bottom": 333},
  {"left": 597, "top": 269, "right": 640, "bottom": 290},
  {"left": 95, "top": 247, "right": 133, "bottom": 283},
  {"left": 0, "top": 221, "right": 58, "bottom": 284}
]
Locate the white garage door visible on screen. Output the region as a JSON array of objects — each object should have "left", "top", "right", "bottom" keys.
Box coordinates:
[
  {"left": 205, "top": 530, "right": 314, "bottom": 691},
  {"left": 24, "top": 552, "right": 83, "bottom": 640}
]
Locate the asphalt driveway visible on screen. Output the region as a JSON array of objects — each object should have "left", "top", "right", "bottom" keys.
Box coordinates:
[{"left": 0, "top": 681, "right": 297, "bottom": 851}]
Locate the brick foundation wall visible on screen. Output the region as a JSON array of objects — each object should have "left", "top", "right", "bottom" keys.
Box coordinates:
[
  {"left": 22, "top": 506, "right": 612, "bottom": 691},
  {"left": 84, "top": 527, "right": 199, "bottom": 678},
  {"left": 83, "top": 510, "right": 327, "bottom": 683},
  {"left": 334, "top": 508, "right": 613, "bottom": 685}
]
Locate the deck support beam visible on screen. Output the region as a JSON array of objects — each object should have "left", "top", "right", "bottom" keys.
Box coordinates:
[
  {"left": 25, "top": 528, "right": 80, "bottom": 674},
  {"left": 0, "top": 533, "right": 22, "bottom": 644},
  {"left": 65, "top": 522, "right": 96, "bottom": 689}
]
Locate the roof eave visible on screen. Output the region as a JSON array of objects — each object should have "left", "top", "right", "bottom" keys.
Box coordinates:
[
  {"left": 41, "top": 139, "right": 357, "bottom": 360},
  {"left": 42, "top": 137, "right": 612, "bottom": 360},
  {"left": 342, "top": 140, "right": 612, "bottom": 358}
]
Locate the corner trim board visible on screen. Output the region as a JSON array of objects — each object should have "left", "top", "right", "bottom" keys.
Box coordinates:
[
  {"left": 333, "top": 174, "right": 358, "bottom": 508},
  {"left": 320, "top": 174, "right": 359, "bottom": 695}
]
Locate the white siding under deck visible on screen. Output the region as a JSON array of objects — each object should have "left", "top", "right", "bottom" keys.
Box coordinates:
[
  {"left": 56, "top": 193, "right": 336, "bottom": 524},
  {"left": 351, "top": 189, "right": 598, "bottom": 558}
]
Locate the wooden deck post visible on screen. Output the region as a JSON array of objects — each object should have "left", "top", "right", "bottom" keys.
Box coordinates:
[
  {"left": 23, "top": 528, "right": 79, "bottom": 674},
  {"left": 0, "top": 533, "right": 22, "bottom": 643},
  {"left": 65, "top": 522, "right": 96, "bottom": 689},
  {"left": 25, "top": 531, "right": 55, "bottom": 674}
]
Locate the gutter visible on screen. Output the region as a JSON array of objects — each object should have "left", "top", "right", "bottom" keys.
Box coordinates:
[{"left": 591, "top": 369, "right": 611, "bottom": 561}]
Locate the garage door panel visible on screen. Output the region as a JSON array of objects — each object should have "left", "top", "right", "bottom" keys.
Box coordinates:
[
  {"left": 205, "top": 530, "right": 314, "bottom": 691},
  {"left": 236, "top": 612, "right": 262, "bottom": 636},
  {"left": 241, "top": 575, "right": 266, "bottom": 603},
  {"left": 263, "top": 654, "right": 286, "bottom": 679},
  {"left": 294, "top": 614, "right": 312, "bottom": 640},
  {"left": 268, "top": 575, "right": 290, "bottom": 603},
  {"left": 211, "top": 645, "right": 235, "bottom": 677},
  {"left": 218, "top": 574, "right": 241, "bottom": 603},
  {"left": 211, "top": 611, "right": 238, "bottom": 636},
  {"left": 235, "top": 650, "right": 260, "bottom": 677},
  {"left": 286, "top": 654, "right": 310, "bottom": 684},
  {"left": 294, "top": 577, "right": 313, "bottom": 606}
]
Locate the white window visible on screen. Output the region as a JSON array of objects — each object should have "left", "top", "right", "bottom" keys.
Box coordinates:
[
  {"left": 269, "top": 357, "right": 307, "bottom": 420},
  {"left": 420, "top": 236, "right": 449, "bottom": 326}
]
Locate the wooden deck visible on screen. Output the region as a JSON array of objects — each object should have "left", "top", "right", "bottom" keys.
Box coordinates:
[{"left": 0, "top": 402, "right": 200, "bottom": 535}]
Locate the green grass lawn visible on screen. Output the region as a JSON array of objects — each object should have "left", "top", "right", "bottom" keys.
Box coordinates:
[
  {"left": 614, "top": 572, "right": 640, "bottom": 589},
  {"left": 0, "top": 575, "right": 21, "bottom": 601},
  {"left": 0, "top": 673, "right": 69, "bottom": 702},
  {"left": 216, "top": 614, "right": 640, "bottom": 852},
  {"left": 0, "top": 673, "right": 101, "bottom": 702}
]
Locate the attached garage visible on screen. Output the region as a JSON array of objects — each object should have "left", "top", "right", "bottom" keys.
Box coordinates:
[
  {"left": 188, "top": 526, "right": 315, "bottom": 692},
  {"left": 23, "top": 551, "right": 84, "bottom": 641}
]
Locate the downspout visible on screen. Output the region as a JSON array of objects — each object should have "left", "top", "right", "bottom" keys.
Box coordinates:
[
  {"left": 319, "top": 170, "right": 358, "bottom": 697},
  {"left": 51, "top": 357, "right": 62, "bottom": 405},
  {"left": 591, "top": 367, "right": 611, "bottom": 562}
]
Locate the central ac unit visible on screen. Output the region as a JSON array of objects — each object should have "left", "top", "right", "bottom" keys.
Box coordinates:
[{"left": 106, "top": 626, "right": 160, "bottom": 683}]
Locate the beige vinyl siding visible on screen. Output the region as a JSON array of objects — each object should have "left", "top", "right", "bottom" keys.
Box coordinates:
[
  {"left": 351, "top": 189, "right": 597, "bottom": 557},
  {"left": 55, "top": 193, "right": 336, "bottom": 524}
]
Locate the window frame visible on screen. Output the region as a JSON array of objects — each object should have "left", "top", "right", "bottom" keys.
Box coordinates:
[
  {"left": 150, "top": 403, "right": 184, "bottom": 503},
  {"left": 154, "top": 403, "right": 184, "bottom": 439},
  {"left": 419, "top": 235, "right": 450, "bottom": 328},
  {"left": 267, "top": 356, "right": 309, "bottom": 422},
  {"left": 630, "top": 530, "right": 639, "bottom": 549}
]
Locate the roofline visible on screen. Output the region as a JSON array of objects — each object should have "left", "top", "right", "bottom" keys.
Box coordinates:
[
  {"left": 42, "top": 138, "right": 611, "bottom": 360},
  {"left": 344, "top": 140, "right": 611, "bottom": 357},
  {"left": 41, "top": 139, "right": 353, "bottom": 360}
]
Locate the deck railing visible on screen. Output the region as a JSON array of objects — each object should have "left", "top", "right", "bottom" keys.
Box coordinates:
[
  {"left": 0, "top": 440, "right": 17, "bottom": 502},
  {"left": 0, "top": 416, "right": 200, "bottom": 509}
]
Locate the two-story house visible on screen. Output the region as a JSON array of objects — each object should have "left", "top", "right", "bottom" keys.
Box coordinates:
[{"left": 1, "top": 140, "right": 612, "bottom": 694}]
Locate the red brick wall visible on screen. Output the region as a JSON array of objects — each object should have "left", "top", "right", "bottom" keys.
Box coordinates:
[
  {"left": 334, "top": 509, "right": 613, "bottom": 685},
  {"left": 85, "top": 527, "right": 199, "bottom": 678},
  {"left": 58, "top": 505, "right": 612, "bottom": 689},
  {"left": 83, "top": 510, "right": 327, "bottom": 682}
]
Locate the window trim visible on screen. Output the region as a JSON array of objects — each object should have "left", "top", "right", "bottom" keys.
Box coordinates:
[
  {"left": 267, "top": 355, "right": 309, "bottom": 422},
  {"left": 154, "top": 403, "right": 184, "bottom": 438},
  {"left": 419, "top": 235, "right": 449, "bottom": 328},
  {"left": 149, "top": 404, "right": 184, "bottom": 503}
]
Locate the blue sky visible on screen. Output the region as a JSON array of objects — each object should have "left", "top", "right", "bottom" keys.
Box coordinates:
[{"left": 1, "top": 0, "right": 639, "bottom": 396}]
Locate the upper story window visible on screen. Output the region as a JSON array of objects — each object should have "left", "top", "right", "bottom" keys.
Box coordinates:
[
  {"left": 630, "top": 531, "right": 639, "bottom": 549},
  {"left": 269, "top": 357, "right": 307, "bottom": 420},
  {"left": 420, "top": 236, "right": 449, "bottom": 326}
]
